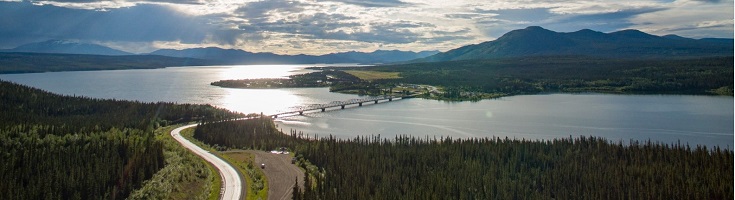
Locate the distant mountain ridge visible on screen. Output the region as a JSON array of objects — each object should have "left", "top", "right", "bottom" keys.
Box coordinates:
[
  {"left": 418, "top": 26, "right": 733, "bottom": 62},
  {"left": 149, "top": 48, "right": 439, "bottom": 64},
  {"left": 3, "top": 40, "right": 439, "bottom": 64},
  {"left": 2, "top": 40, "right": 133, "bottom": 56}
]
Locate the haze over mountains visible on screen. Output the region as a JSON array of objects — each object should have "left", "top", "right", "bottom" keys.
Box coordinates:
[
  {"left": 0, "top": 40, "right": 438, "bottom": 64},
  {"left": 1, "top": 40, "right": 133, "bottom": 56},
  {"left": 149, "top": 48, "right": 439, "bottom": 64},
  {"left": 417, "top": 26, "right": 733, "bottom": 62}
]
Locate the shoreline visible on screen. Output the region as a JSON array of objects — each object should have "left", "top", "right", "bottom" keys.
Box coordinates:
[{"left": 212, "top": 81, "right": 732, "bottom": 102}]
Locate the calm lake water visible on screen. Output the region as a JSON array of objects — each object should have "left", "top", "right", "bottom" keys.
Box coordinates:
[{"left": 1, "top": 65, "right": 732, "bottom": 148}]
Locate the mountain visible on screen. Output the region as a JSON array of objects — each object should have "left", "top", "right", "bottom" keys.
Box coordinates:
[
  {"left": 3, "top": 40, "right": 133, "bottom": 56},
  {"left": 418, "top": 26, "right": 733, "bottom": 62},
  {"left": 149, "top": 48, "right": 439, "bottom": 64}
]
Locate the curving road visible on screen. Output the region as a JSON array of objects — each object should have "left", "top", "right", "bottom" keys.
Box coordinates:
[{"left": 171, "top": 124, "right": 242, "bottom": 200}]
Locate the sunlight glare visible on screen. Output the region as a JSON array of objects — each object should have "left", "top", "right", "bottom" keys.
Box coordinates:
[
  {"left": 221, "top": 88, "right": 302, "bottom": 115},
  {"left": 219, "top": 65, "right": 306, "bottom": 80}
]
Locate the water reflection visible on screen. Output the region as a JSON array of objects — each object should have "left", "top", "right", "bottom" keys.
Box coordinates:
[
  {"left": 217, "top": 65, "right": 310, "bottom": 80},
  {"left": 221, "top": 88, "right": 302, "bottom": 115}
]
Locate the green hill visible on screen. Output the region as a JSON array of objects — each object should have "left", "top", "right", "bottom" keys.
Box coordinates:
[{"left": 418, "top": 26, "right": 733, "bottom": 62}]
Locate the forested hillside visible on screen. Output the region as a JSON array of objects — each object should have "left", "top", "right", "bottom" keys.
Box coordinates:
[
  {"left": 0, "top": 52, "right": 216, "bottom": 74},
  {"left": 0, "top": 80, "right": 243, "bottom": 199},
  {"left": 193, "top": 118, "right": 733, "bottom": 200},
  {"left": 364, "top": 56, "right": 733, "bottom": 100},
  {"left": 417, "top": 26, "right": 733, "bottom": 62}
]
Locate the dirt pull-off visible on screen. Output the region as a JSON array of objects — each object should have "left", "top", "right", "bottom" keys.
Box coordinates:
[{"left": 247, "top": 150, "right": 304, "bottom": 200}]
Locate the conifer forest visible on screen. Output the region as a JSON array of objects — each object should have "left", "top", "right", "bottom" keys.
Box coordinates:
[
  {"left": 0, "top": 80, "right": 243, "bottom": 199},
  {"left": 194, "top": 117, "right": 733, "bottom": 200}
]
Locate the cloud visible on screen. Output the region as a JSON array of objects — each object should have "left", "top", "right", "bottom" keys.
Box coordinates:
[
  {"left": 0, "top": 0, "right": 731, "bottom": 54},
  {"left": 29, "top": 0, "right": 203, "bottom": 9},
  {"left": 231, "top": 0, "right": 445, "bottom": 44},
  {"left": 627, "top": 0, "right": 734, "bottom": 38},
  {"left": 324, "top": 0, "right": 411, "bottom": 7},
  {"left": 689, "top": 0, "right": 722, "bottom": 2},
  {"left": 0, "top": 1, "right": 220, "bottom": 48}
]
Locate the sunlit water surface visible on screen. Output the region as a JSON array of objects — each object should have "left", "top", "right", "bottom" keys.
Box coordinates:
[{"left": 1, "top": 65, "right": 731, "bottom": 148}]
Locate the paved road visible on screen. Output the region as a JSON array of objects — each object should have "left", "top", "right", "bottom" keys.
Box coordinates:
[
  {"left": 248, "top": 150, "right": 304, "bottom": 200},
  {"left": 171, "top": 124, "right": 242, "bottom": 200}
]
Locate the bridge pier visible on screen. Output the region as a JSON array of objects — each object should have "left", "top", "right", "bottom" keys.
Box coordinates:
[
  {"left": 341, "top": 105, "right": 345, "bottom": 109},
  {"left": 321, "top": 108, "right": 326, "bottom": 112}
]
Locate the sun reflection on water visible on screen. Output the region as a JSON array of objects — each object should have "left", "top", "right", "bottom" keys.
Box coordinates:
[
  {"left": 213, "top": 65, "right": 318, "bottom": 115},
  {"left": 220, "top": 88, "right": 303, "bottom": 115},
  {"left": 218, "top": 65, "right": 312, "bottom": 80}
]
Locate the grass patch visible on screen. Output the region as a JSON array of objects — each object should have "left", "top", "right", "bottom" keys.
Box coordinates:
[
  {"left": 204, "top": 159, "right": 222, "bottom": 200},
  {"left": 128, "top": 125, "right": 215, "bottom": 200},
  {"left": 180, "top": 127, "right": 222, "bottom": 200},
  {"left": 221, "top": 152, "right": 269, "bottom": 200},
  {"left": 344, "top": 70, "right": 401, "bottom": 81}
]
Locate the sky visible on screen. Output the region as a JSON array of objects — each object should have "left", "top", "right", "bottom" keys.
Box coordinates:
[{"left": 0, "top": 0, "right": 732, "bottom": 55}]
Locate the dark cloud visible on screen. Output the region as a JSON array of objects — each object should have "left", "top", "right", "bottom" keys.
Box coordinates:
[
  {"left": 29, "top": 0, "right": 204, "bottom": 5},
  {"left": 472, "top": 7, "right": 665, "bottom": 38},
  {"left": 0, "top": 0, "right": 446, "bottom": 50},
  {"left": 0, "top": 1, "right": 223, "bottom": 48},
  {"left": 476, "top": 8, "right": 554, "bottom": 23},
  {"left": 233, "top": 0, "right": 433, "bottom": 44},
  {"left": 4, "top": 0, "right": 721, "bottom": 53},
  {"left": 235, "top": 0, "right": 309, "bottom": 19},
  {"left": 237, "top": 12, "right": 430, "bottom": 44},
  {"left": 546, "top": 8, "right": 665, "bottom": 32}
]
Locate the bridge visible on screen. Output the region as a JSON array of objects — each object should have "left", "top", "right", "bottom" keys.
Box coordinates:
[{"left": 270, "top": 94, "right": 417, "bottom": 118}]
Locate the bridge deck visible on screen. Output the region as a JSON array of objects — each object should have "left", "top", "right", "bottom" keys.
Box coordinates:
[{"left": 271, "top": 94, "right": 415, "bottom": 118}]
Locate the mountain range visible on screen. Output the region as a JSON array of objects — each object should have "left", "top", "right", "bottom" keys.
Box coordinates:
[
  {"left": 417, "top": 26, "right": 733, "bottom": 62},
  {"left": 148, "top": 48, "right": 439, "bottom": 64},
  {"left": 0, "top": 40, "right": 438, "bottom": 64}
]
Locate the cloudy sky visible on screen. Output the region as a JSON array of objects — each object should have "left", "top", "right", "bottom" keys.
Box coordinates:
[{"left": 0, "top": 0, "right": 732, "bottom": 55}]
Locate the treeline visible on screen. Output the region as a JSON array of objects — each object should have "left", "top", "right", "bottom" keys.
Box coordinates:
[
  {"left": 193, "top": 116, "right": 301, "bottom": 150},
  {"left": 364, "top": 56, "right": 734, "bottom": 97},
  {"left": 0, "top": 52, "right": 216, "bottom": 74},
  {"left": 211, "top": 69, "right": 362, "bottom": 90},
  {"left": 0, "top": 80, "right": 244, "bottom": 199},
  {"left": 192, "top": 118, "right": 733, "bottom": 200},
  {"left": 295, "top": 136, "right": 732, "bottom": 199},
  {"left": 0, "top": 80, "right": 242, "bottom": 131}
]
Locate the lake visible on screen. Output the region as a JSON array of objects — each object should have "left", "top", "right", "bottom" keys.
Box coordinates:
[{"left": 1, "top": 65, "right": 732, "bottom": 149}]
